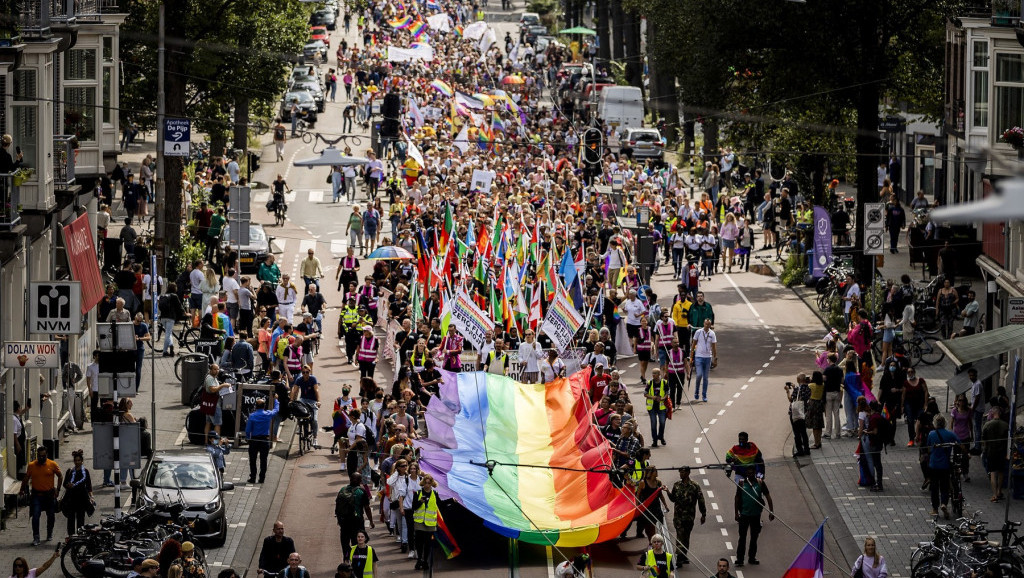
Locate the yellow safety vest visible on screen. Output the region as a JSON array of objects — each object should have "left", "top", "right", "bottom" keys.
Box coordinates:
[
  {"left": 645, "top": 380, "right": 666, "bottom": 411},
  {"left": 349, "top": 545, "right": 375, "bottom": 578},
  {"left": 412, "top": 490, "right": 438, "bottom": 528},
  {"left": 644, "top": 549, "right": 672, "bottom": 577},
  {"left": 343, "top": 306, "right": 359, "bottom": 326},
  {"left": 630, "top": 459, "right": 647, "bottom": 483}
]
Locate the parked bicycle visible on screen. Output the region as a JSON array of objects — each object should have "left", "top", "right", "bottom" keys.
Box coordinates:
[{"left": 871, "top": 331, "right": 945, "bottom": 367}]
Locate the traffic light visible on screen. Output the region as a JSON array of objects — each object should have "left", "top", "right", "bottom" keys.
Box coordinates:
[
  {"left": 249, "top": 151, "right": 260, "bottom": 174},
  {"left": 582, "top": 128, "right": 603, "bottom": 172}
]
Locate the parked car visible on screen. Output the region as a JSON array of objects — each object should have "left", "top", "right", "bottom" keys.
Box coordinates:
[
  {"left": 132, "top": 450, "right": 234, "bottom": 546},
  {"left": 621, "top": 127, "right": 665, "bottom": 161},
  {"left": 518, "top": 12, "right": 539, "bottom": 37},
  {"left": 290, "top": 65, "right": 320, "bottom": 87},
  {"left": 302, "top": 40, "right": 328, "bottom": 62},
  {"left": 280, "top": 91, "right": 318, "bottom": 123},
  {"left": 309, "top": 25, "right": 330, "bottom": 48},
  {"left": 221, "top": 223, "right": 272, "bottom": 272},
  {"left": 524, "top": 25, "right": 548, "bottom": 46},
  {"left": 310, "top": 8, "right": 336, "bottom": 30},
  {"left": 292, "top": 79, "right": 325, "bottom": 112}
]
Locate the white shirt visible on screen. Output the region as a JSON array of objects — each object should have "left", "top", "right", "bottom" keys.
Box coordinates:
[
  {"left": 347, "top": 421, "right": 367, "bottom": 446},
  {"left": 844, "top": 283, "right": 861, "bottom": 314},
  {"left": 276, "top": 284, "right": 298, "bottom": 305},
  {"left": 518, "top": 340, "right": 543, "bottom": 372},
  {"left": 190, "top": 268, "right": 205, "bottom": 294},
  {"left": 12, "top": 413, "right": 23, "bottom": 437},
  {"left": 539, "top": 358, "right": 565, "bottom": 383},
  {"left": 86, "top": 362, "right": 100, "bottom": 393},
  {"left": 142, "top": 274, "right": 164, "bottom": 301},
  {"left": 970, "top": 379, "right": 984, "bottom": 411},
  {"left": 692, "top": 327, "right": 717, "bottom": 358},
  {"left": 622, "top": 298, "right": 646, "bottom": 326},
  {"left": 222, "top": 276, "right": 240, "bottom": 304}
]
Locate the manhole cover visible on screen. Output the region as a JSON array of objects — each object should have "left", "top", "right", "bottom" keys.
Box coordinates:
[{"left": 298, "top": 464, "right": 334, "bottom": 469}]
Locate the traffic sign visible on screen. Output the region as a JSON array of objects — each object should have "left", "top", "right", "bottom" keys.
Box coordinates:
[
  {"left": 863, "top": 202, "right": 885, "bottom": 256},
  {"left": 29, "top": 281, "right": 82, "bottom": 335},
  {"left": 163, "top": 118, "right": 191, "bottom": 157}
]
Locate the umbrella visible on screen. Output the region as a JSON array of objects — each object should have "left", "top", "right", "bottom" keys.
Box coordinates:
[
  {"left": 366, "top": 246, "right": 415, "bottom": 260},
  {"left": 501, "top": 75, "right": 525, "bottom": 85},
  {"left": 558, "top": 26, "right": 596, "bottom": 35},
  {"left": 293, "top": 146, "right": 369, "bottom": 169}
]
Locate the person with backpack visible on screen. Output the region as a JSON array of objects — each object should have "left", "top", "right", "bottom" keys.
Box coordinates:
[
  {"left": 926, "top": 414, "right": 959, "bottom": 518},
  {"left": 336, "top": 472, "right": 374, "bottom": 560}
]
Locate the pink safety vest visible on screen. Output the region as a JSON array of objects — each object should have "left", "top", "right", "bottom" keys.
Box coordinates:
[
  {"left": 667, "top": 349, "right": 686, "bottom": 374},
  {"left": 635, "top": 328, "right": 651, "bottom": 352},
  {"left": 357, "top": 336, "right": 377, "bottom": 362}
]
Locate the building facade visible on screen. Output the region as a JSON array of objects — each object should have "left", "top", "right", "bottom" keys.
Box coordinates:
[{"left": 0, "top": 0, "right": 123, "bottom": 502}]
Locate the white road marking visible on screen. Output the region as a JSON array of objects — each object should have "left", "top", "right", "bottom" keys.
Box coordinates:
[
  {"left": 762, "top": 363, "right": 770, "bottom": 368},
  {"left": 769, "top": 330, "right": 775, "bottom": 335},
  {"left": 774, "top": 349, "right": 780, "bottom": 355},
  {"left": 546, "top": 546, "right": 554, "bottom": 578},
  {"left": 253, "top": 191, "right": 270, "bottom": 204},
  {"left": 717, "top": 409, "right": 726, "bottom": 416},
  {"left": 733, "top": 393, "right": 741, "bottom": 398},
  {"left": 330, "top": 239, "right": 349, "bottom": 255},
  {"left": 694, "top": 457, "right": 702, "bottom": 464},
  {"left": 736, "top": 571, "right": 743, "bottom": 578},
  {"left": 695, "top": 437, "right": 703, "bottom": 444},
  {"left": 747, "top": 377, "right": 756, "bottom": 382},
  {"left": 741, "top": 384, "right": 748, "bottom": 390},
  {"left": 629, "top": 362, "right": 638, "bottom": 368},
  {"left": 711, "top": 502, "right": 719, "bottom": 511},
  {"left": 769, "top": 356, "right": 776, "bottom": 361},
  {"left": 724, "top": 541, "right": 732, "bottom": 550},
  {"left": 693, "top": 447, "right": 700, "bottom": 454},
  {"left": 709, "top": 419, "right": 717, "bottom": 425},
  {"left": 274, "top": 238, "right": 287, "bottom": 252},
  {"left": 298, "top": 239, "right": 316, "bottom": 254},
  {"left": 726, "top": 401, "right": 733, "bottom": 407},
  {"left": 707, "top": 491, "right": 714, "bottom": 498},
  {"left": 755, "top": 370, "right": 763, "bottom": 375},
  {"left": 724, "top": 273, "right": 760, "bottom": 318},
  {"left": 716, "top": 515, "right": 724, "bottom": 523},
  {"left": 721, "top": 528, "right": 729, "bottom": 536},
  {"left": 704, "top": 479, "right": 711, "bottom": 487},
  {"left": 308, "top": 189, "right": 324, "bottom": 203},
  {"left": 285, "top": 191, "right": 297, "bottom": 203}
]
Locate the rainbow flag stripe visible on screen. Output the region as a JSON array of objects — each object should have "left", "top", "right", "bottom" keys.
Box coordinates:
[
  {"left": 431, "top": 79, "right": 454, "bottom": 97},
  {"left": 410, "top": 19, "right": 427, "bottom": 37},
  {"left": 388, "top": 15, "right": 413, "bottom": 28},
  {"left": 415, "top": 369, "right": 640, "bottom": 547}
]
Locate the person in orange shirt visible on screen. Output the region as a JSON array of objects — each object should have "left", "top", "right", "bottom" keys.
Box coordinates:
[{"left": 20, "top": 446, "right": 63, "bottom": 545}]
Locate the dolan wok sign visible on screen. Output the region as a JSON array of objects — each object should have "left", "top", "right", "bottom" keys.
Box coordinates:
[{"left": 3, "top": 342, "right": 61, "bottom": 369}]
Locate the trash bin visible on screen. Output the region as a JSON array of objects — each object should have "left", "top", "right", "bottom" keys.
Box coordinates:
[{"left": 180, "top": 356, "right": 209, "bottom": 406}]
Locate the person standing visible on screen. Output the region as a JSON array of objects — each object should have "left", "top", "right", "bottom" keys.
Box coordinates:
[
  {"left": 357, "top": 326, "right": 378, "bottom": 379},
  {"left": 517, "top": 330, "right": 543, "bottom": 383},
  {"left": 733, "top": 467, "right": 774, "bottom": 567},
  {"left": 349, "top": 530, "right": 378, "bottom": 578},
  {"left": 336, "top": 472, "right": 375, "bottom": 559},
  {"left": 276, "top": 275, "right": 299, "bottom": 324},
  {"left": 689, "top": 318, "right": 717, "bottom": 403},
  {"left": 667, "top": 466, "right": 706, "bottom": 567},
  {"left": 982, "top": 406, "right": 1009, "bottom": 502},
  {"left": 412, "top": 475, "right": 440, "bottom": 571},
  {"left": 245, "top": 394, "right": 279, "bottom": 484},
  {"left": 852, "top": 537, "right": 889, "bottom": 578},
  {"left": 10, "top": 552, "right": 60, "bottom": 578},
  {"left": 645, "top": 369, "right": 668, "bottom": 447},
  {"left": 885, "top": 198, "right": 906, "bottom": 254},
  {"left": 20, "top": 446, "right": 63, "bottom": 545},
  {"left": 133, "top": 313, "right": 151, "bottom": 392},
  {"left": 61, "top": 449, "right": 94, "bottom": 537},
  {"left": 634, "top": 534, "right": 673, "bottom": 578},
  {"left": 822, "top": 353, "right": 843, "bottom": 439},
  {"left": 926, "top": 414, "right": 959, "bottom": 519},
  {"left": 786, "top": 379, "right": 810, "bottom": 457},
  {"left": 258, "top": 521, "right": 296, "bottom": 575}
]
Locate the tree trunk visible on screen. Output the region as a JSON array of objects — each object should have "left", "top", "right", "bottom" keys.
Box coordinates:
[
  {"left": 656, "top": 73, "right": 678, "bottom": 144},
  {"left": 232, "top": 98, "right": 249, "bottom": 151},
  {"left": 683, "top": 118, "right": 696, "bottom": 157},
  {"left": 611, "top": 0, "right": 624, "bottom": 62},
  {"left": 596, "top": 0, "right": 610, "bottom": 63},
  {"left": 622, "top": 7, "right": 640, "bottom": 91}
]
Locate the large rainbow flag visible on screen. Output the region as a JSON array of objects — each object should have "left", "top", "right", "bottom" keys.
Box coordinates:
[{"left": 415, "top": 368, "right": 642, "bottom": 547}]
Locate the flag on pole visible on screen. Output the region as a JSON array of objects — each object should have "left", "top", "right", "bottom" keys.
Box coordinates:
[
  {"left": 435, "top": 510, "right": 461, "bottom": 559},
  {"left": 528, "top": 282, "right": 543, "bottom": 329},
  {"left": 781, "top": 521, "right": 826, "bottom": 578}
]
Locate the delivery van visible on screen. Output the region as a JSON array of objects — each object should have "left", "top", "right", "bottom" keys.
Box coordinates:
[{"left": 598, "top": 86, "right": 643, "bottom": 135}]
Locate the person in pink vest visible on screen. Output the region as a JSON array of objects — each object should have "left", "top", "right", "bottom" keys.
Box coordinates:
[
  {"left": 635, "top": 314, "right": 652, "bottom": 385},
  {"left": 666, "top": 336, "right": 689, "bottom": 407},
  {"left": 357, "top": 326, "right": 378, "bottom": 379},
  {"left": 440, "top": 328, "right": 464, "bottom": 372}
]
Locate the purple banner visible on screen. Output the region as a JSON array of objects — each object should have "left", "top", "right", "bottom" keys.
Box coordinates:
[{"left": 811, "top": 206, "right": 833, "bottom": 278}]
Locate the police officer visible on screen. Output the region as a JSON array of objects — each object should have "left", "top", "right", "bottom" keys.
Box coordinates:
[
  {"left": 340, "top": 297, "right": 361, "bottom": 363},
  {"left": 667, "top": 466, "right": 706, "bottom": 567}
]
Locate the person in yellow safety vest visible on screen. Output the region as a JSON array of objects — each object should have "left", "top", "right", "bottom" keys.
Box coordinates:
[
  {"left": 341, "top": 296, "right": 360, "bottom": 355},
  {"left": 475, "top": 8, "right": 484, "bottom": 20},
  {"left": 645, "top": 369, "right": 668, "bottom": 447},
  {"left": 628, "top": 447, "right": 651, "bottom": 487},
  {"left": 349, "top": 530, "right": 378, "bottom": 578},
  {"left": 670, "top": 289, "right": 692, "bottom": 358},
  {"left": 357, "top": 326, "right": 378, "bottom": 379},
  {"left": 484, "top": 339, "right": 510, "bottom": 376},
  {"left": 410, "top": 340, "right": 430, "bottom": 373},
  {"left": 634, "top": 534, "right": 674, "bottom": 578},
  {"left": 412, "top": 474, "right": 440, "bottom": 571}
]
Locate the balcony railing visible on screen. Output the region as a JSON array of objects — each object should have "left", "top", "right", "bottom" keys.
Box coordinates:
[
  {"left": 53, "top": 135, "right": 76, "bottom": 188},
  {"left": 0, "top": 174, "right": 21, "bottom": 229},
  {"left": 100, "top": 0, "right": 118, "bottom": 13},
  {"left": 19, "top": 0, "right": 51, "bottom": 38},
  {"left": 992, "top": 0, "right": 1022, "bottom": 26},
  {"left": 75, "top": 0, "right": 102, "bottom": 21},
  {"left": 49, "top": 0, "right": 72, "bottom": 23}
]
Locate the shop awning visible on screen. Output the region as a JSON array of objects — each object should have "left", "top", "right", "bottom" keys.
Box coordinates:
[
  {"left": 945, "top": 356, "right": 1001, "bottom": 396},
  {"left": 936, "top": 325, "right": 1024, "bottom": 366}
]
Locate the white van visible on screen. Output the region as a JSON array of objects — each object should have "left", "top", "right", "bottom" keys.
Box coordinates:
[{"left": 598, "top": 86, "right": 643, "bottom": 135}]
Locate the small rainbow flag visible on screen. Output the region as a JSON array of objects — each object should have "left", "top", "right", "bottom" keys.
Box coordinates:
[
  {"left": 388, "top": 15, "right": 412, "bottom": 28},
  {"left": 476, "top": 126, "right": 493, "bottom": 150},
  {"left": 368, "top": 33, "right": 377, "bottom": 47},
  {"left": 410, "top": 19, "right": 427, "bottom": 37},
  {"left": 431, "top": 79, "right": 453, "bottom": 97},
  {"left": 436, "top": 510, "right": 461, "bottom": 559},
  {"left": 454, "top": 24, "right": 463, "bottom": 37},
  {"left": 491, "top": 111, "right": 504, "bottom": 134}
]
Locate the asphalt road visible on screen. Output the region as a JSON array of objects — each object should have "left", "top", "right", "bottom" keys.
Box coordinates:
[{"left": 238, "top": 12, "right": 845, "bottom": 578}]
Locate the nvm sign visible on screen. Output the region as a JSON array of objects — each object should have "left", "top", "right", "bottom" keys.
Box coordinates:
[{"left": 29, "top": 281, "right": 83, "bottom": 335}]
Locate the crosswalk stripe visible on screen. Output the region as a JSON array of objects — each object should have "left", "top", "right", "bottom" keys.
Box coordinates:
[
  {"left": 253, "top": 191, "right": 269, "bottom": 204},
  {"left": 298, "top": 239, "right": 317, "bottom": 254},
  {"left": 330, "top": 239, "right": 349, "bottom": 255},
  {"left": 308, "top": 190, "right": 324, "bottom": 203},
  {"left": 284, "top": 191, "right": 297, "bottom": 203},
  {"left": 272, "top": 238, "right": 287, "bottom": 253}
]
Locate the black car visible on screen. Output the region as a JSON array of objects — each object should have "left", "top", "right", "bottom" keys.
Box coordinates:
[
  {"left": 291, "top": 80, "right": 326, "bottom": 112},
  {"left": 221, "top": 223, "right": 273, "bottom": 272},
  {"left": 302, "top": 40, "right": 328, "bottom": 63},
  {"left": 310, "top": 9, "right": 336, "bottom": 30},
  {"left": 132, "top": 450, "right": 234, "bottom": 546},
  {"left": 280, "top": 91, "right": 318, "bottom": 122},
  {"left": 524, "top": 25, "right": 548, "bottom": 46}
]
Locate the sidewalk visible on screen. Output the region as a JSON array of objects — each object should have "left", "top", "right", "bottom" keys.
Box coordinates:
[{"left": 0, "top": 349, "right": 296, "bottom": 573}]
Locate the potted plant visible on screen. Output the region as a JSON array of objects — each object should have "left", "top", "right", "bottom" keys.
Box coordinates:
[
  {"left": 12, "top": 167, "right": 34, "bottom": 186},
  {"left": 1001, "top": 126, "right": 1024, "bottom": 158}
]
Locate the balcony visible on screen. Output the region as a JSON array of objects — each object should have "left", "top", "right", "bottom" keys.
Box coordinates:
[
  {"left": 0, "top": 174, "right": 21, "bottom": 229},
  {"left": 100, "top": 0, "right": 117, "bottom": 13},
  {"left": 75, "top": 0, "right": 102, "bottom": 22},
  {"left": 53, "top": 135, "right": 76, "bottom": 189},
  {"left": 992, "top": 0, "right": 1021, "bottom": 26},
  {"left": 19, "top": 0, "right": 51, "bottom": 38},
  {"left": 945, "top": 98, "right": 966, "bottom": 139},
  {"left": 48, "top": 0, "right": 73, "bottom": 24}
]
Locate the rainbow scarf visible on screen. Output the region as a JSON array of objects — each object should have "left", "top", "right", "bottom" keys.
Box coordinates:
[
  {"left": 415, "top": 368, "right": 640, "bottom": 546},
  {"left": 726, "top": 442, "right": 762, "bottom": 475},
  {"left": 215, "top": 312, "right": 234, "bottom": 337}
]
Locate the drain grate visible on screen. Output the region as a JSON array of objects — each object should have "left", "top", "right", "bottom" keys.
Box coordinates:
[{"left": 298, "top": 463, "right": 334, "bottom": 469}]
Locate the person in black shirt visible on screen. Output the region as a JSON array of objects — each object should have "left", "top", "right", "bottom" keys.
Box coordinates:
[
  {"left": 394, "top": 319, "right": 416, "bottom": 364},
  {"left": 258, "top": 521, "right": 296, "bottom": 575},
  {"left": 210, "top": 176, "right": 228, "bottom": 206},
  {"left": 416, "top": 359, "right": 442, "bottom": 405},
  {"left": 0, "top": 134, "right": 23, "bottom": 173},
  {"left": 823, "top": 354, "right": 844, "bottom": 440}
]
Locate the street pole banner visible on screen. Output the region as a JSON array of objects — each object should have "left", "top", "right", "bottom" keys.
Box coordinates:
[
  {"left": 451, "top": 289, "right": 492, "bottom": 351},
  {"left": 541, "top": 290, "right": 585, "bottom": 352},
  {"left": 62, "top": 213, "right": 105, "bottom": 313},
  {"left": 811, "top": 205, "right": 833, "bottom": 278}
]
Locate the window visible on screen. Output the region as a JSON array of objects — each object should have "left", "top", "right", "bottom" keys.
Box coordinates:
[
  {"left": 64, "top": 86, "right": 96, "bottom": 141},
  {"left": 11, "top": 69, "right": 37, "bottom": 170},
  {"left": 102, "top": 37, "right": 113, "bottom": 62},
  {"left": 995, "top": 52, "right": 1024, "bottom": 141},
  {"left": 972, "top": 41, "right": 989, "bottom": 128},
  {"left": 102, "top": 67, "right": 112, "bottom": 124},
  {"left": 65, "top": 49, "right": 96, "bottom": 81}
]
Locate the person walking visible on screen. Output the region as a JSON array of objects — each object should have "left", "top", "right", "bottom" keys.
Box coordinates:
[
  {"left": 635, "top": 534, "right": 674, "bottom": 578},
  {"left": 349, "top": 530, "right": 378, "bottom": 578},
  {"left": 689, "top": 318, "right": 717, "bottom": 403},
  {"left": 412, "top": 474, "right": 440, "bottom": 571},
  {"left": 273, "top": 123, "right": 287, "bottom": 162},
  {"left": 20, "top": 445, "right": 63, "bottom": 545},
  {"left": 665, "top": 336, "right": 688, "bottom": 407},
  {"left": 852, "top": 537, "right": 889, "bottom": 578},
  {"left": 258, "top": 521, "right": 297, "bottom": 575},
  {"left": 733, "top": 467, "right": 774, "bottom": 567},
  {"left": 645, "top": 369, "right": 668, "bottom": 447},
  {"left": 806, "top": 371, "right": 825, "bottom": 449},
  {"left": 61, "top": 449, "right": 94, "bottom": 537},
  {"left": 902, "top": 367, "right": 929, "bottom": 446},
  {"left": 335, "top": 472, "right": 374, "bottom": 560},
  {"left": 982, "top": 406, "right": 1009, "bottom": 502},
  {"left": 245, "top": 394, "right": 279, "bottom": 484},
  {"left": 357, "top": 326, "right": 378, "bottom": 379},
  {"left": 926, "top": 414, "right": 959, "bottom": 519},
  {"left": 667, "top": 466, "right": 706, "bottom": 567}
]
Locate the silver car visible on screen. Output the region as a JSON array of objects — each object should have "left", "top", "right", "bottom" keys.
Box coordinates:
[{"left": 621, "top": 128, "right": 665, "bottom": 161}]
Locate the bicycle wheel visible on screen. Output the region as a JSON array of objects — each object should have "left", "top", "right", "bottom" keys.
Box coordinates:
[
  {"left": 917, "top": 307, "right": 940, "bottom": 334},
  {"left": 174, "top": 353, "right": 208, "bottom": 382},
  {"left": 917, "top": 336, "right": 946, "bottom": 366},
  {"left": 871, "top": 336, "right": 884, "bottom": 363},
  {"left": 905, "top": 341, "right": 924, "bottom": 368},
  {"left": 180, "top": 327, "right": 201, "bottom": 352}
]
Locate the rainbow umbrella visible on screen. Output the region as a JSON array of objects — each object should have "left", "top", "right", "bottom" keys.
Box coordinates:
[{"left": 501, "top": 75, "right": 525, "bottom": 85}]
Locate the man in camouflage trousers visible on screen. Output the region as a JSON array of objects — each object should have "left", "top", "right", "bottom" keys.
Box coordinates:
[{"left": 667, "top": 465, "right": 706, "bottom": 567}]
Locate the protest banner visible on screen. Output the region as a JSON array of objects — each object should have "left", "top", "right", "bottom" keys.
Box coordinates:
[
  {"left": 451, "top": 290, "right": 493, "bottom": 351},
  {"left": 540, "top": 290, "right": 585, "bottom": 352}
]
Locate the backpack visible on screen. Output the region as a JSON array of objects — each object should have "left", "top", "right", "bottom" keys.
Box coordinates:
[{"left": 335, "top": 484, "right": 361, "bottom": 520}]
